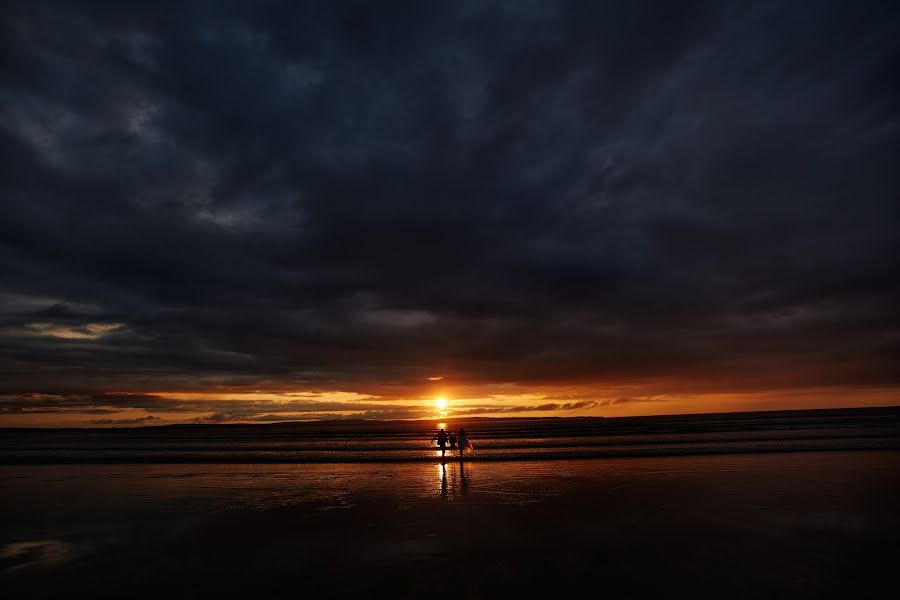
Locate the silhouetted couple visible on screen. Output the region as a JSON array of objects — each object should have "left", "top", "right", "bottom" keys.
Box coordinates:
[{"left": 432, "top": 427, "right": 471, "bottom": 459}]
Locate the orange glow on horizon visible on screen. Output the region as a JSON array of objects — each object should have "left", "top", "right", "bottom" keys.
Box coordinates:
[{"left": 0, "top": 385, "right": 897, "bottom": 427}]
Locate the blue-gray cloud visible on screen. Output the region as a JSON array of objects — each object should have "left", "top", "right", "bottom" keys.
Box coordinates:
[{"left": 1, "top": 1, "right": 898, "bottom": 399}]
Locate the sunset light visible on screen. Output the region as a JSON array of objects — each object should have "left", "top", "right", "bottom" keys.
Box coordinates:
[{"left": 1, "top": 3, "right": 898, "bottom": 598}]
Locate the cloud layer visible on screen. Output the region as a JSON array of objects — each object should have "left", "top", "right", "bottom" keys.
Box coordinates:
[{"left": 1, "top": 1, "right": 898, "bottom": 423}]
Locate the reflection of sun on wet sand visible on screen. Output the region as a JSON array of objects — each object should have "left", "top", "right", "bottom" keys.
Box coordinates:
[
  {"left": 2, "top": 409, "right": 899, "bottom": 599},
  {"left": 3, "top": 452, "right": 899, "bottom": 598},
  {"left": 436, "top": 460, "right": 471, "bottom": 499}
]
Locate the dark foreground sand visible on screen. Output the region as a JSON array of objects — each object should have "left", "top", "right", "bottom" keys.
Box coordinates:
[{"left": 2, "top": 451, "right": 898, "bottom": 599}]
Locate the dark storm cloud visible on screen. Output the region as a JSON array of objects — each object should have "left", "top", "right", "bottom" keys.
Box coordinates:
[
  {"left": 453, "top": 401, "right": 599, "bottom": 416},
  {"left": 1, "top": 1, "right": 899, "bottom": 401},
  {"left": 89, "top": 415, "right": 159, "bottom": 425},
  {"left": 0, "top": 392, "right": 421, "bottom": 416}
]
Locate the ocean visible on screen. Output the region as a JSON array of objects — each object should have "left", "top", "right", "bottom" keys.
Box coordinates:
[{"left": 2, "top": 406, "right": 899, "bottom": 464}]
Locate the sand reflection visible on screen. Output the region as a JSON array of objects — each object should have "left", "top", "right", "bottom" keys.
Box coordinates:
[{"left": 435, "top": 461, "right": 471, "bottom": 500}]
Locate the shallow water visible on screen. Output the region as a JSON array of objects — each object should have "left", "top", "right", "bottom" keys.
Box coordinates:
[{"left": 3, "top": 407, "right": 899, "bottom": 463}]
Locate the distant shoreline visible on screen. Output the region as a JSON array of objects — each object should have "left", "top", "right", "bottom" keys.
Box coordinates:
[{"left": 2, "top": 404, "right": 899, "bottom": 432}]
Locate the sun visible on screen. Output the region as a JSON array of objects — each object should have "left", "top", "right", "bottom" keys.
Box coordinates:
[{"left": 435, "top": 397, "right": 448, "bottom": 410}]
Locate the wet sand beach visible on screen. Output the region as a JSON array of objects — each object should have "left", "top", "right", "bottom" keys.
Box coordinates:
[{"left": 2, "top": 448, "right": 898, "bottom": 599}]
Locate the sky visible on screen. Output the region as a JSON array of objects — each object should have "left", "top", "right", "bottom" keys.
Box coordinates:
[{"left": 1, "top": 1, "right": 899, "bottom": 427}]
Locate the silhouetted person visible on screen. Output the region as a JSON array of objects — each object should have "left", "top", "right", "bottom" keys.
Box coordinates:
[
  {"left": 457, "top": 428, "right": 471, "bottom": 458},
  {"left": 432, "top": 427, "right": 449, "bottom": 458},
  {"left": 449, "top": 432, "right": 457, "bottom": 451}
]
